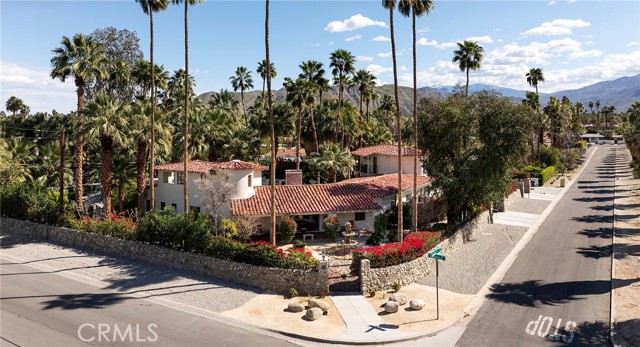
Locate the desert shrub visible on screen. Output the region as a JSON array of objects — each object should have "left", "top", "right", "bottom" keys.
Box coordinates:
[
  {"left": 353, "top": 231, "right": 442, "bottom": 269},
  {"left": 0, "top": 182, "right": 68, "bottom": 225},
  {"left": 367, "top": 213, "right": 388, "bottom": 246},
  {"left": 293, "top": 239, "right": 306, "bottom": 249},
  {"left": 136, "top": 208, "right": 212, "bottom": 253},
  {"left": 540, "top": 146, "right": 561, "bottom": 167},
  {"left": 323, "top": 216, "right": 340, "bottom": 242},
  {"left": 279, "top": 215, "right": 297, "bottom": 244},
  {"left": 219, "top": 218, "right": 238, "bottom": 238}
]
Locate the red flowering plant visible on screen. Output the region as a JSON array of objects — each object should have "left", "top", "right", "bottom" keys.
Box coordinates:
[
  {"left": 229, "top": 240, "right": 318, "bottom": 270},
  {"left": 69, "top": 212, "right": 137, "bottom": 239},
  {"left": 352, "top": 231, "right": 442, "bottom": 269}
]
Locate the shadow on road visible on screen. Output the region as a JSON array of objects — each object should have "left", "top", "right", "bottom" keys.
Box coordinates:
[
  {"left": 549, "top": 320, "right": 610, "bottom": 347},
  {"left": 485, "top": 278, "right": 639, "bottom": 307},
  {"left": 576, "top": 227, "right": 611, "bottom": 239},
  {"left": 576, "top": 243, "right": 640, "bottom": 260}
]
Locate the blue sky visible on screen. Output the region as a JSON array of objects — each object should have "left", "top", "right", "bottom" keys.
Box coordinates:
[{"left": 1, "top": 0, "right": 639, "bottom": 113}]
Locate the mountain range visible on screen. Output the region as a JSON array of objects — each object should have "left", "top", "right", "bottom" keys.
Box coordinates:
[{"left": 199, "top": 74, "right": 640, "bottom": 115}]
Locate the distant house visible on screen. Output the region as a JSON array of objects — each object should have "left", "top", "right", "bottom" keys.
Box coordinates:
[
  {"left": 351, "top": 144, "right": 426, "bottom": 177},
  {"left": 151, "top": 160, "right": 268, "bottom": 214},
  {"left": 580, "top": 134, "right": 624, "bottom": 144}
]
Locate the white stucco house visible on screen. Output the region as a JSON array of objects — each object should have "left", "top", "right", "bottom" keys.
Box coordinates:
[
  {"left": 151, "top": 159, "right": 431, "bottom": 235},
  {"left": 351, "top": 144, "right": 426, "bottom": 176},
  {"left": 151, "top": 160, "right": 268, "bottom": 214}
]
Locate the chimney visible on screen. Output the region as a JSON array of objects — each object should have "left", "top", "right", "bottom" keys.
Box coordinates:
[{"left": 285, "top": 169, "right": 303, "bottom": 185}]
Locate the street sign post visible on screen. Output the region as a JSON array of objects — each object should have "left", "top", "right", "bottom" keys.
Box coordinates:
[{"left": 428, "top": 248, "right": 446, "bottom": 320}]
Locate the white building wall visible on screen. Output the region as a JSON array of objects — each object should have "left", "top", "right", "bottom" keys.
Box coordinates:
[
  {"left": 153, "top": 169, "right": 259, "bottom": 214},
  {"left": 370, "top": 155, "right": 426, "bottom": 176}
]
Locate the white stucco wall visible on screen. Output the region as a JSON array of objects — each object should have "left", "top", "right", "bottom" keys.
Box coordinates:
[
  {"left": 152, "top": 169, "right": 260, "bottom": 214},
  {"left": 359, "top": 155, "right": 426, "bottom": 176}
]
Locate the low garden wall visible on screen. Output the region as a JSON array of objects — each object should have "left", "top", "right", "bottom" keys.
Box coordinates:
[
  {"left": 359, "top": 208, "right": 494, "bottom": 294},
  {"left": 1, "top": 217, "right": 328, "bottom": 296},
  {"left": 360, "top": 254, "right": 431, "bottom": 294}
]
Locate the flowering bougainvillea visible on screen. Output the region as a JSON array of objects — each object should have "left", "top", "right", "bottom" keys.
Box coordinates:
[{"left": 352, "top": 231, "right": 442, "bottom": 269}]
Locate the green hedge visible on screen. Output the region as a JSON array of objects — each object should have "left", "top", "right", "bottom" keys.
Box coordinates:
[
  {"left": 540, "top": 166, "right": 556, "bottom": 184},
  {"left": 0, "top": 182, "right": 69, "bottom": 225}
]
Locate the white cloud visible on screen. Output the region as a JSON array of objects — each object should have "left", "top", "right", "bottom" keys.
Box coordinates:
[
  {"left": 371, "top": 35, "right": 390, "bottom": 42},
  {"left": 568, "top": 0, "right": 578, "bottom": 3},
  {"left": 568, "top": 49, "right": 603, "bottom": 59},
  {"left": 400, "top": 66, "right": 407, "bottom": 71},
  {"left": 417, "top": 27, "right": 430, "bottom": 35},
  {"left": 315, "top": 43, "right": 321, "bottom": 47},
  {"left": 345, "top": 34, "right": 361, "bottom": 42},
  {"left": 377, "top": 51, "right": 392, "bottom": 58},
  {"left": 357, "top": 55, "right": 374, "bottom": 62},
  {"left": 532, "top": 37, "right": 582, "bottom": 52},
  {"left": 0, "top": 61, "right": 75, "bottom": 113},
  {"left": 628, "top": 41, "right": 640, "bottom": 47},
  {"left": 324, "top": 14, "right": 387, "bottom": 33},
  {"left": 366, "top": 64, "right": 393, "bottom": 75},
  {"left": 548, "top": 1, "right": 556, "bottom": 5},
  {"left": 523, "top": 19, "right": 591, "bottom": 36},
  {"left": 466, "top": 36, "right": 493, "bottom": 44},
  {"left": 417, "top": 38, "right": 457, "bottom": 49}
]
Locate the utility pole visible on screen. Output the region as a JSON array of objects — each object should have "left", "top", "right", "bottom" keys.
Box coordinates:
[{"left": 59, "top": 129, "right": 65, "bottom": 221}]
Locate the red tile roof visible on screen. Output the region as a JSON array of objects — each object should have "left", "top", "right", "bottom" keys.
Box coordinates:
[
  {"left": 231, "top": 174, "right": 431, "bottom": 216},
  {"left": 340, "top": 174, "right": 431, "bottom": 198},
  {"left": 231, "top": 184, "right": 381, "bottom": 216},
  {"left": 155, "top": 160, "right": 268, "bottom": 174},
  {"left": 351, "top": 145, "right": 421, "bottom": 157}
]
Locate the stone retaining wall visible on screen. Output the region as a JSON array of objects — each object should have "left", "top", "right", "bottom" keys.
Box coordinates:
[
  {"left": 1, "top": 217, "right": 328, "bottom": 296},
  {"left": 359, "top": 206, "right": 494, "bottom": 294},
  {"left": 360, "top": 255, "right": 431, "bottom": 294}
]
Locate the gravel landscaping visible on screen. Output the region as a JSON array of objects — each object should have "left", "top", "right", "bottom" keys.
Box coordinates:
[{"left": 416, "top": 194, "right": 552, "bottom": 295}]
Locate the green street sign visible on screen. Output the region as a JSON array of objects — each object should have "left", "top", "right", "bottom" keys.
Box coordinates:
[
  {"left": 431, "top": 254, "right": 446, "bottom": 261},
  {"left": 428, "top": 248, "right": 442, "bottom": 258}
]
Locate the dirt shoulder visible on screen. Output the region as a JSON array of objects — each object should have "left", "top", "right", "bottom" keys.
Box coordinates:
[{"left": 613, "top": 149, "right": 640, "bottom": 346}]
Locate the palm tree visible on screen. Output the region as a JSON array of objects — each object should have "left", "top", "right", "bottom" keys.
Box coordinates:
[
  {"left": 208, "top": 89, "right": 240, "bottom": 115},
  {"left": 284, "top": 78, "right": 314, "bottom": 169},
  {"left": 51, "top": 33, "right": 107, "bottom": 213},
  {"left": 353, "top": 69, "right": 377, "bottom": 117},
  {"left": 82, "top": 92, "right": 128, "bottom": 215},
  {"left": 5, "top": 96, "right": 25, "bottom": 116},
  {"left": 378, "top": 94, "right": 395, "bottom": 132},
  {"left": 526, "top": 67, "right": 545, "bottom": 163},
  {"left": 452, "top": 40, "right": 484, "bottom": 96},
  {"left": 306, "top": 143, "right": 354, "bottom": 183},
  {"left": 136, "top": 0, "right": 169, "bottom": 211},
  {"left": 382, "top": 0, "right": 404, "bottom": 242},
  {"left": 171, "top": 0, "right": 204, "bottom": 214},
  {"left": 329, "top": 49, "right": 356, "bottom": 146},
  {"left": 265, "top": 0, "right": 277, "bottom": 245},
  {"left": 523, "top": 91, "right": 540, "bottom": 160},
  {"left": 257, "top": 59, "right": 276, "bottom": 103},
  {"left": 299, "top": 60, "right": 325, "bottom": 153},
  {"left": 230, "top": 66, "right": 254, "bottom": 120},
  {"left": 399, "top": 0, "right": 434, "bottom": 235}
]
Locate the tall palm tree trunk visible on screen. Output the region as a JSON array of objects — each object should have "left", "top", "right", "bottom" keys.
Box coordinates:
[
  {"left": 118, "top": 184, "right": 125, "bottom": 212},
  {"left": 74, "top": 78, "right": 85, "bottom": 214},
  {"left": 183, "top": 0, "right": 190, "bottom": 214},
  {"left": 310, "top": 106, "right": 319, "bottom": 154},
  {"left": 266, "top": 0, "right": 277, "bottom": 246},
  {"left": 296, "top": 109, "right": 302, "bottom": 170},
  {"left": 389, "top": 5, "right": 403, "bottom": 242},
  {"left": 465, "top": 68, "right": 470, "bottom": 96},
  {"left": 136, "top": 138, "right": 148, "bottom": 212},
  {"left": 149, "top": 5, "right": 156, "bottom": 212},
  {"left": 101, "top": 136, "right": 113, "bottom": 216},
  {"left": 412, "top": 8, "right": 418, "bottom": 234}
]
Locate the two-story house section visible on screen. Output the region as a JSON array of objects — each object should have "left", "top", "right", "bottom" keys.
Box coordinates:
[{"left": 351, "top": 145, "right": 426, "bottom": 177}]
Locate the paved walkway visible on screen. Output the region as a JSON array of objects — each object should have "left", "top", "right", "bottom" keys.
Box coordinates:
[
  {"left": 330, "top": 294, "right": 418, "bottom": 342},
  {"left": 493, "top": 211, "right": 540, "bottom": 228}
]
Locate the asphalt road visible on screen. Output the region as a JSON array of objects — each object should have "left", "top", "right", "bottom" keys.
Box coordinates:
[
  {"left": 456, "top": 146, "right": 618, "bottom": 347},
  {"left": 0, "top": 258, "right": 301, "bottom": 347}
]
